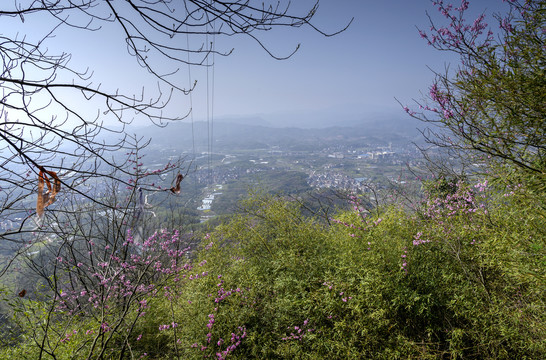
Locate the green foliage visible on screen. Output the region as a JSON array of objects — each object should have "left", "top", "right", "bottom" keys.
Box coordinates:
[
  {"left": 165, "top": 188, "right": 544, "bottom": 358},
  {"left": 212, "top": 170, "right": 312, "bottom": 215},
  {"left": 2, "top": 178, "right": 544, "bottom": 359}
]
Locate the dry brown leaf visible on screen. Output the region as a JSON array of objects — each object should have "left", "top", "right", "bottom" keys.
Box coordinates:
[
  {"left": 169, "top": 173, "right": 184, "bottom": 194},
  {"left": 36, "top": 169, "right": 61, "bottom": 218}
]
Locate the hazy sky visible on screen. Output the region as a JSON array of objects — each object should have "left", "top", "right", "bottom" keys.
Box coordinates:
[
  {"left": 7, "top": 0, "right": 508, "bottom": 128},
  {"left": 194, "top": 0, "right": 507, "bottom": 127},
  {"left": 178, "top": 0, "right": 506, "bottom": 126},
  {"left": 209, "top": 0, "right": 447, "bottom": 126}
]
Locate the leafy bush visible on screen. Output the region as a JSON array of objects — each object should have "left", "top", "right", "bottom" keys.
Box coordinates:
[{"left": 2, "top": 178, "right": 544, "bottom": 359}]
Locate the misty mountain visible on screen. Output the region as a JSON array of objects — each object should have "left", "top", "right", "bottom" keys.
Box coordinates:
[{"left": 137, "top": 117, "right": 423, "bottom": 152}]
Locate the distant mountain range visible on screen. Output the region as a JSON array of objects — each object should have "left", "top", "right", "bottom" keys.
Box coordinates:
[{"left": 135, "top": 116, "right": 424, "bottom": 152}]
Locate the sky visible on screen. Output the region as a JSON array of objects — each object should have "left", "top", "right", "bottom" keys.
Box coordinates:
[
  {"left": 184, "top": 0, "right": 507, "bottom": 127},
  {"left": 5, "top": 0, "right": 509, "bottom": 129},
  {"left": 211, "top": 0, "right": 441, "bottom": 123},
  {"left": 173, "top": 0, "right": 452, "bottom": 127}
]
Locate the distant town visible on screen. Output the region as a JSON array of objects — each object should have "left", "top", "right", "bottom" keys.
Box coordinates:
[
  {"left": 1, "top": 120, "right": 455, "bottom": 234},
  {"left": 133, "top": 120, "right": 451, "bottom": 220}
]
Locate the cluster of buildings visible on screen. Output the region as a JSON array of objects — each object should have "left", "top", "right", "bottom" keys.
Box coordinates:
[
  {"left": 0, "top": 219, "right": 14, "bottom": 231},
  {"left": 197, "top": 188, "right": 223, "bottom": 211},
  {"left": 307, "top": 171, "right": 368, "bottom": 193}
]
